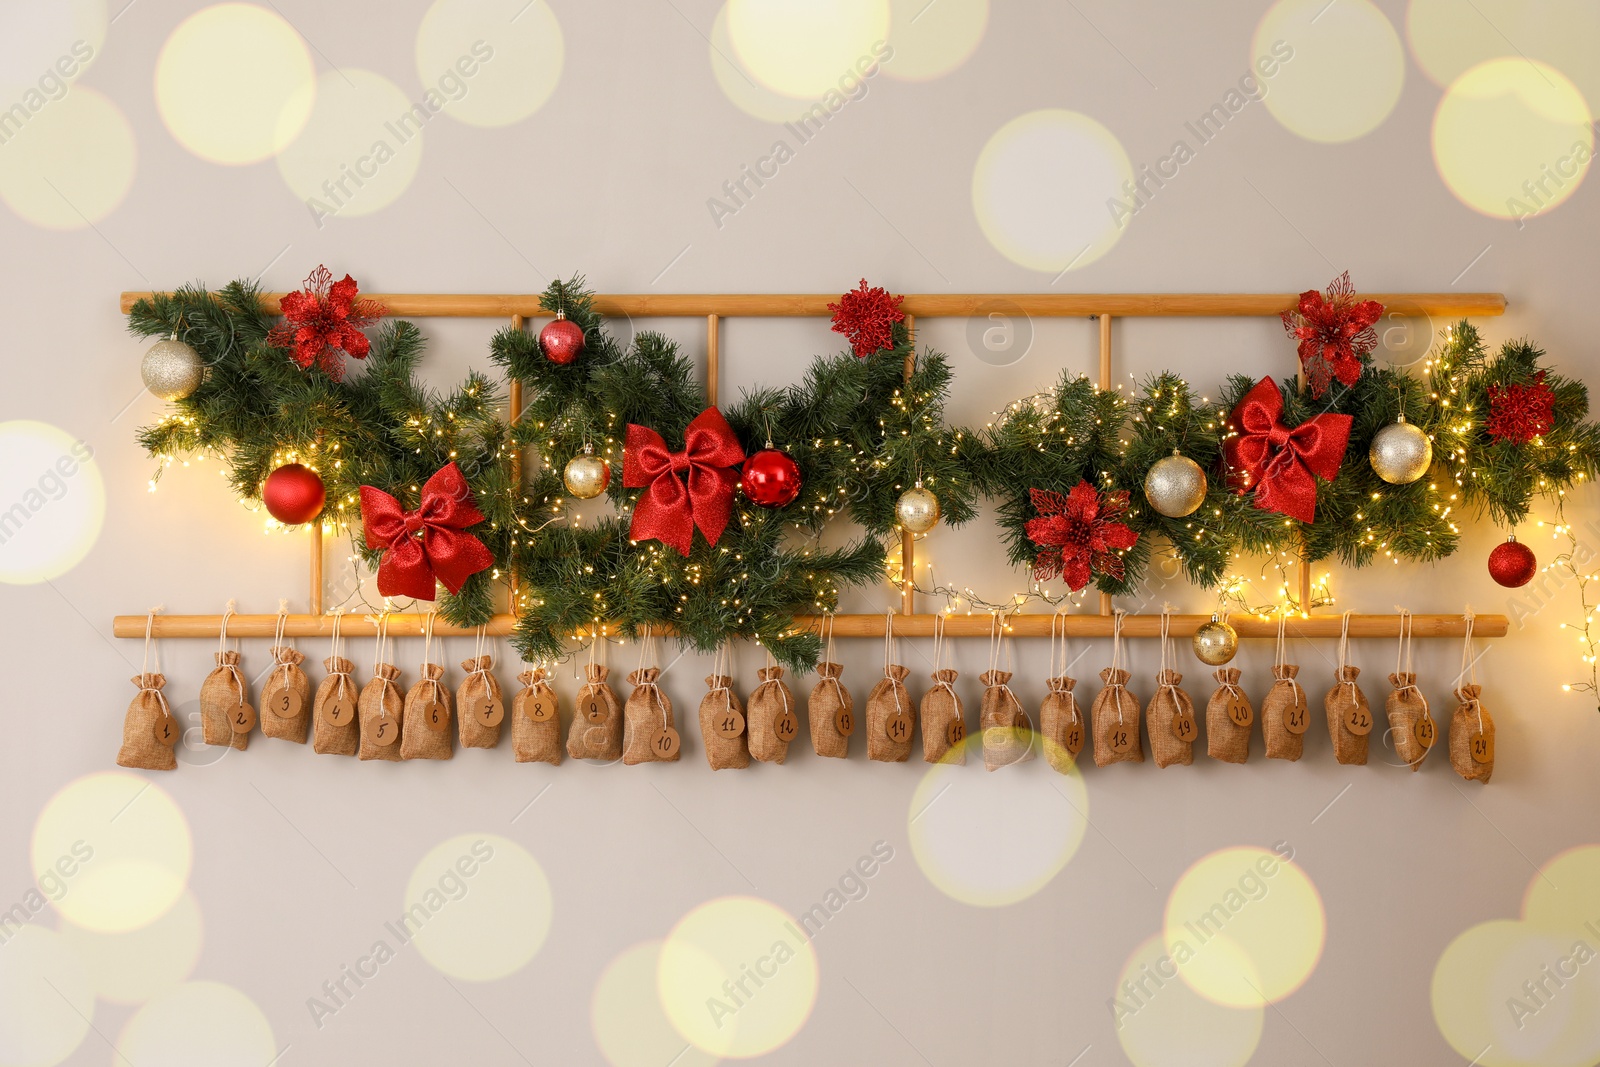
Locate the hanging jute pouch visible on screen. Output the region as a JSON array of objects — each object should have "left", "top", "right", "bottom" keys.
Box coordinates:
[
  {"left": 1146, "top": 609, "right": 1196, "bottom": 768},
  {"left": 1205, "top": 667, "right": 1252, "bottom": 764},
  {"left": 808, "top": 616, "right": 853, "bottom": 759},
  {"left": 457, "top": 627, "right": 504, "bottom": 750},
  {"left": 1324, "top": 611, "right": 1372, "bottom": 765},
  {"left": 748, "top": 655, "right": 798, "bottom": 764},
  {"left": 981, "top": 617, "right": 1032, "bottom": 770},
  {"left": 117, "top": 610, "right": 179, "bottom": 771},
  {"left": 623, "top": 630, "right": 680, "bottom": 764},
  {"left": 1386, "top": 610, "right": 1435, "bottom": 772},
  {"left": 1262, "top": 614, "right": 1308, "bottom": 761},
  {"left": 401, "top": 615, "right": 453, "bottom": 761},
  {"left": 568, "top": 638, "right": 623, "bottom": 761},
  {"left": 512, "top": 666, "right": 562, "bottom": 765},
  {"left": 200, "top": 602, "right": 251, "bottom": 750},
  {"left": 867, "top": 613, "right": 914, "bottom": 762},
  {"left": 1039, "top": 612, "right": 1085, "bottom": 773},
  {"left": 261, "top": 606, "right": 311, "bottom": 744},
  {"left": 358, "top": 616, "right": 403, "bottom": 761},
  {"left": 920, "top": 615, "right": 965, "bottom": 764},
  {"left": 699, "top": 644, "right": 749, "bottom": 770},
  {"left": 313, "top": 611, "right": 359, "bottom": 756},
  {"left": 1450, "top": 614, "right": 1494, "bottom": 783},
  {"left": 1092, "top": 611, "right": 1144, "bottom": 766}
]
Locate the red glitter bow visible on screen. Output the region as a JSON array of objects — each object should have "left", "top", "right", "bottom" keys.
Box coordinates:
[
  {"left": 828, "top": 279, "right": 906, "bottom": 358},
  {"left": 1280, "top": 272, "right": 1383, "bottom": 398},
  {"left": 623, "top": 408, "right": 747, "bottom": 556},
  {"left": 1223, "top": 378, "right": 1352, "bottom": 523},
  {"left": 268, "top": 266, "right": 385, "bottom": 381},
  {"left": 359, "top": 462, "right": 494, "bottom": 601},
  {"left": 1024, "top": 480, "right": 1138, "bottom": 591}
]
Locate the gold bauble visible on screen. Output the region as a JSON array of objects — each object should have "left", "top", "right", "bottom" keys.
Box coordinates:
[
  {"left": 563, "top": 450, "right": 610, "bottom": 499},
  {"left": 1192, "top": 614, "right": 1238, "bottom": 665},
  {"left": 141, "top": 335, "right": 204, "bottom": 401},
  {"left": 1144, "top": 452, "right": 1208, "bottom": 518},
  {"left": 1369, "top": 416, "right": 1432, "bottom": 485},
  {"left": 895, "top": 483, "right": 940, "bottom": 534}
]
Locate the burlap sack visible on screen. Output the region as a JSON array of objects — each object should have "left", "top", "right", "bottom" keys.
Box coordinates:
[
  {"left": 1091, "top": 667, "right": 1143, "bottom": 766},
  {"left": 1146, "top": 669, "right": 1196, "bottom": 768},
  {"left": 200, "top": 650, "right": 250, "bottom": 750},
  {"left": 260, "top": 646, "right": 311, "bottom": 744},
  {"left": 358, "top": 663, "right": 403, "bottom": 761},
  {"left": 312, "top": 656, "right": 359, "bottom": 756},
  {"left": 1040, "top": 676, "right": 1084, "bottom": 774},
  {"left": 747, "top": 666, "right": 797, "bottom": 764},
  {"left": 1386, "top": 672, "right": 1432, "bottom": 771},
  {"left": 116, "top": 674, "right": 178, "bottom": 771},
  {"left": 808, "top": 663, "right": 852, "bottom": 759},
  {"left": 401, "top": 664, "right": 454, "bottom": 760},
  {"left": 1205, "top": 668, "right": 1252, "bottom": 764},
  {"left": 980, "top": 669, "right": 1032, "bottom": 770},
  {"left": 866, "top": 664, "right": 913, "bottom": 762},
  {"left": 511, "top": 668, "right": 562, "bottom": 765},
  {"left": 622, "top": 667, "right": 679, "bottom": 764},
  {"left": 1324, "top": 666, "right": 1371, "bottom": 765},
  {"left": 1449, "top": 684, "right": 1494, "bottom": 783},
  {"left": 920, "top": 670, "right": 965, "bottom": 764},
  {"left": 698, "top": 675, "right": 749, "bottom": 770},
  {"left": 567, "top": 664, "right": 622, "bottom": 761},
  {"left": 1262, "top": 665, "right": 1306, "bottom": 761},
  {"left": 456, "top": 656, "right": 503, "bottom": 750}
]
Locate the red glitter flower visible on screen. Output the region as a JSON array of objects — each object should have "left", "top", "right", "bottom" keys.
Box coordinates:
[
  {"left": 1024, "top": 480, "right": 1139, "bottom": 591},
  {"left": 1280, "top": 272, "right": 1383, "bottom": 398},
  {"left": 1486, "top": 370, "right": 1556, "bottom": 444},
  {"left": 828, "top": 279, "right": 905, "bottom": 358},
  {"left": 268, "top": 266, "right": 385, "bottom": 380}
]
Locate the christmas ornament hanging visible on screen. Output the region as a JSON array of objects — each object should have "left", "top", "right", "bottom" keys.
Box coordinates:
[
  {"left": 895, "top": 481, "right": 940, "bottom": 534},
  {"left": 562, "top": 445, "right": 610, "bottom": 499},
  {"left": 1192, "top": 614, "right": 1239, "bottom": 666},
  {"left": 1488, "top": 535, "right": 1537, "bottom": 588},
  {"left": 1369, "top": 415, "right": 1432, "bottom": 485},
  {"left": 740, "top": 445, "right": 802, "bottom": 508},
  {"left": 263, "top": 463, "right": 325, "bottom": 525},
  {"left": 141, "top": 334, "right": 204, "bottom": 401},
  {"left": 539, "top": 310, "right": 584, "bottom": 364},
  {"left": 1143, "top": 451, "right": 1207, "bottom": 518}
]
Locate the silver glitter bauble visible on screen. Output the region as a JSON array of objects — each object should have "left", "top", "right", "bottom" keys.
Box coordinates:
[
  {"left": 1144, "top": 452, "right": 1207, "bottom": 518},
  {"left": 1192, "top": 614, "right": 1238, "bottom": 665},
  {"left": 1369, "top": 417, "right": 1432, "bottom": 485},
  {"left": 141, "top": 336, "right": 204, "bottom": 401},
  {"left": 563, "top": 449, "right": 611, "bottom": 499},
  {"left": 895, "top": 483, "right": 941, "bottom": 534}
]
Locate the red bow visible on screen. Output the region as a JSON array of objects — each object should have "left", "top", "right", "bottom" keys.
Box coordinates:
[
  {"left": 623, "top": 408, "right": 747, "bottom": 556},
  {"left": 1223, "top": 378, "right": 1351, "bottom": 523},
  {"left": 360, "top": 462, "right": 494, "bottom": 600}
]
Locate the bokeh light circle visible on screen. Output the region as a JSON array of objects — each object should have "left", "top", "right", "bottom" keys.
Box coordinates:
[
  {"left": 1161, "top": 846, "right": 1324, "bottom": 1008},
  {"left": 31, "top": 771, "right": 191, "bottom": 934},
  {"left": 0, "top": 87, "right": 134, "bottom": 230},
  {"left": 972, "top": 109, "right": 1133, "bottom": 273},
  {"left": 1432, "top": 57, "right": 1593, "bottom": 220},
  {"left": 276, "top": 69, "right": 422, "bottom": 221},
  {"left": 0, "top": 926, "right": 93, "bottom": 1067},
  {"left": 884, "top": 0, "right": 987, "bottom": 81},
  {"left": 155, "top": 3, "right": 314, "bottom": 164},
  {"left": 116, "top": 982, "right": 275, "bottom": 1066},
  {"left": 415, "top": 0, "right": 563, "bottom": 128},
  {"left": 1407, "top": 0, "right": 1600, "bottom": 114},
  {"left": 0, "top": 421, "right": 105, "bottom": 583},
  {"left": 592, "top": 941, "right": 721, "bottom": 1067},
  {"left": 659, "top": 896, "right": 818, "bottom": 1058},
  {"left": 1254, "top": 0, "right": 1404, "bottom": 142},
  {"left": 57, "top": 889, "right": 203, "bottom": 1005},
  {"left": 709, "top": 3, "right": 811, "bottom": 124},
  {"left": 0, "top": 0, "right": 106, "bottom": 94},
  {"left": 908, "top": 730, "right": 1087, "bottom": 906},
  {"left": 403, "top": 833, "right": 551, "bottom": 981},
  {"left": 1115, "top": 934, "right": 1263, "bottom": 1067},
  {"left": 727, "top": 0, "right": 890, "bottom": 98}
]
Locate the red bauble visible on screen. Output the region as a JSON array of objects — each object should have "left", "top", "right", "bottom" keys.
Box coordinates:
[
  {"left": 740, "top": 448, "right": 802, "bottom": 508},
  {"left": 1488, "top": 537, "right": 1537, "bottom": 588},
  {"left": 263, "top": 463, "right": 325, "bottom": 525},
  {"left": 539, "top": 313, "right": 584, "bottom": 364}
]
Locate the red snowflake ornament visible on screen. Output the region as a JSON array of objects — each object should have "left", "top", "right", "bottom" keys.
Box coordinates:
[
  {"left": 828, "top": 279, "right": 905, "bottom": 358},
  {"left": 1024, "top": 480, "right": 1139, "bottom": 591},
  {"left": 1280, "top": 272, "right": 1383, "bottom": 398},
  {"left": 1486, "top": 370, "right": 1556, "bottom": 444},
  {"left": 268, "top": 266, "right": 385, "bottom": 380}
]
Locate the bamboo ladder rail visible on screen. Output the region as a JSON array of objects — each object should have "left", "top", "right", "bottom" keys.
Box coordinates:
[{"left": 113, "top": 290, "right": 1510, "bottom": 643}]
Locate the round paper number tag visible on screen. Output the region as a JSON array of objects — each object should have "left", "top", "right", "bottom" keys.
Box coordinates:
[
  {"left": 370, "top": 716, "right": 398, "bottom": 747},
  {"left": 1284, "top": 695, "right": 1310, "bottom": 735},
  {"left": 1343, "top": 701, "right": 1373, "bottom": 736},
  {"left": 833, "top": 707, "right": 854, "bottom": 737},
  {"left": 885, "top": 710, "right": 912, "bottom": 743},
  {"left": 583, "top": 696, "right": 606, "bottom": 724},
  {"left": 946, "top": 718, "right": 966, "bottom": 747},
  {"left": 1172, "top": 712, "right": 1198, "bottom": 743},
  {"left": 774, "top": 710, "right": 799, "bottom": 743},
  {"left": 470, "top": 694, "right": 504, "bottom": 728},
  {"left": 1062, "top": 720, "right": 1084, "bottom": 756},
  {"left": 713, "top": 709, "right": 745, "bottom": 739},
  {"left": 1106, "top": 723, "right": 1135, "bottom": 754},
  {"left": 230, "top": 702, "right": 256, "bottom": 734},
  {"left": 269, "top": 688, "right": 300, "bottom": 718},
  {"left": 1227, "top": 696, "right": 1253, "bottom": 728},
  {"left": 423, "top": 699, "right": 449, "bottom": 732},
  {"left": 651, "top": 726, "right": 681, "bottom": 759},
  {"left": 1415, "top": 714, "right": 1437, "bottom": 749},
  {"left": 1470, "top": 729, "right": 1494, "bottom": 764},
  {"left": 321, "top": 696, "right": 355, "bottom": 728},
  {"left": 154, "top": 714, "right": 179, "bottom": 747},
  {"left": 523, "top": 693, "right": 555, "bottom": 723}
]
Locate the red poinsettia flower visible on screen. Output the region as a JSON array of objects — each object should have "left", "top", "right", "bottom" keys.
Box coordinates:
[
  {"left": 1280, "top": 271, "right": 1383, "bottom": 398},
  {"left": 1024, "top": 480, "right": 1139, "bottom": 591},
  {"left": 828, "top": 279, "right": 905, "bottom": 358},
  {"left": 1486, "top": 370, "right": 1555, "bottom": 444},
  {"left": 267, "top": 265, "right": 385, "bottom": 381}
]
